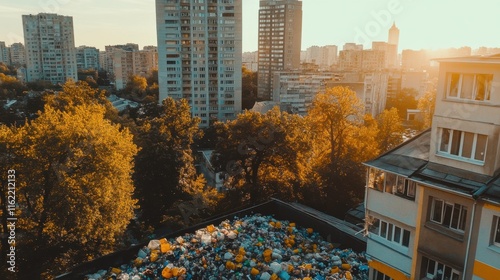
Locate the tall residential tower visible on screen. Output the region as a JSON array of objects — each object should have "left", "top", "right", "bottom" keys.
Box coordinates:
[
  {"left": 22, "top": 13, "right": 77, "bottom": 84},
  {"left": 156, "top": 0, "right": 242, "bottom": 127},
  {"left": 257, "top": 0, "right": 302, "bottom": 100}
]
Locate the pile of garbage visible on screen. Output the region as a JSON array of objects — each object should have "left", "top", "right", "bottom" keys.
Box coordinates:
[{"left": 87, "top": 215, "right": 369, "bottom": 280}]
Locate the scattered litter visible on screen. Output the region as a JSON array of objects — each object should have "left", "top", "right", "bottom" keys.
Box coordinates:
[{"left": 86, "top": 214, "right": 368, "bottom": 279}]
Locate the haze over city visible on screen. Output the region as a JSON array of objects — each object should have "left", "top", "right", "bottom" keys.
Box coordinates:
[{"left": 1, "top": 0, "right": 500, "bottom": 51}]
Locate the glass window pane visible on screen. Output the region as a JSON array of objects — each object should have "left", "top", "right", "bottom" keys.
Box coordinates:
[
  {"left": 432, "top": 200, "right": 443, "bottom": 223},
  {"left": 451, "top": 204, "right": 461, "bottom": 229},
  {"left": 459, "top": 207, "right": 467, "bottom": 231},
  {"left": 407, "top": 181, "right": 416, "bottom": 198},
  {"left": 385, "top": 172, "right": 396, "bottom": 193},
  {"left": 474, "top": 74, "right": 492, "bottom": 101},
  {"left": 396, "top": 177, "right": 405, "bottom": 195},
  {"left": 388, "top": 223, "right": 393, "bottom": 241},
  {"left": 448, "top": 73, "right": 460, "bottom": 97},
  {"left": 394, "top": 226, "right": 401, "bottom": 243},
  {"left": 402, "top": 230, "right": 410, "bottom": 247},
  {"left": 494, "top": 217, "right": 500, "bottom": 244},
  {"left": 440, "top": 129, "right": 451, "bottom": 152},
  {"left": 427, "top": 258, "right": 436, "bottom": 276},
  {"left": 443, "top": 203, "right": 453, "bottom": 227},
  {"left": 460, "top": 74, "right": 474, "bottom": 99},
  {"left": 450, "top": 130, "right": 462, "bottom": 156},
  {"left": 461, "top": 132, "right": 474, "bottom": 158},
  {"left": 380, "top": 221, "right": 387, "bottom": 238},
  {"left": 474, "top": 134, "right": 487, "bottom": 161}
]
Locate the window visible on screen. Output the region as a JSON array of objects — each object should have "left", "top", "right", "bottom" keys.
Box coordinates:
[
  {"left": 430, "top": 198, "right": 467, "bottom": 231},
  {"left": 438, "top": 128, "right": 488, "bottom": 162},
  {"left": 368, "top": 169, "right": 416, "bottom": 200},
  {"left": 494, "top": 216, "right": 500, "bottom": 246},
  {"left": 373, "top": 270, "right": 392, "bottom": 280},
  {"left": 423, "top": 257, "right": 460, "bottom": 280},
  {"left": 378, "top": 220, "right": 410, "bottom": 247},
  {"left": 446, "top": 73, "right": 492, "bottom": 101},
  {"left": 368, "top": 168, "right": 384, "bottom": 192}
]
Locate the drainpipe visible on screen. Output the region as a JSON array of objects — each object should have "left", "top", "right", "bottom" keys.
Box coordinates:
[{"left": 462, "top": 200, "right": 476, "bottom": 280}]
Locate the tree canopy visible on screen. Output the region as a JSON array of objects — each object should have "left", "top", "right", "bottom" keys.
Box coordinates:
[{"left": 0, "top": 81, "right": 138, "bottom": 278}]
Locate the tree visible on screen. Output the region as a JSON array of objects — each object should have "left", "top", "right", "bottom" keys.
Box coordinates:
[
  {"left": 13, "top": 102, "right": 138, "bottom": 278},
  {"left": 242, "top": 66, "right": 258, "bottom": 109},
  {"left": 213, "top": 107, "right": 311, "bottom": 205},
  {"left": 376, "top": 108, "right": 404, "bottom": 152},
  {"left": 417, "top": 90, "right": 436, "bottom": 130},
  {"left": 385, "top": 88, "right": 419, "bottom": 119},
  {"left": 306, "top": 86, "right": 379, "bottom": 216},
  {"left": 45, "top": 79, "right": 120, "bottom": 123},
  {"left": 125, "top": 75, "right": 148, "bottom": 97},
  {"left": 134, "top": 98, "right": 212, "bottom": 228}
]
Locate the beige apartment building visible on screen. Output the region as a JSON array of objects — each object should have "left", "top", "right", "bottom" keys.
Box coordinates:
[{"left": 364, "top": 54, "right": 500, "bottom": 279}]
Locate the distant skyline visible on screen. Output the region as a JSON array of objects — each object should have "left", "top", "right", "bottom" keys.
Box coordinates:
[{"left": 1, "top": 0, "right": 500, "bottom": 52}]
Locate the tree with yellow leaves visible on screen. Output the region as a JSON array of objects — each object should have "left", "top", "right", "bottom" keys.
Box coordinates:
[
  {"left": 306, "top": 86, "right": 379, "bottom": 216},
  {"left": 4, "top": 81, "right": 138, "bottom": 278}
]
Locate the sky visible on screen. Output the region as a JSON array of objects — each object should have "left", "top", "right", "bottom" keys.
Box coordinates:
[{"left": 1, "top": 0, "right": 500, "bottom": 52}]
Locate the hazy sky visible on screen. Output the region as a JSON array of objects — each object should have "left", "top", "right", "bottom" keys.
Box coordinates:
[{"left": 1, "top": 0, "right": 499, "bottom": 52}]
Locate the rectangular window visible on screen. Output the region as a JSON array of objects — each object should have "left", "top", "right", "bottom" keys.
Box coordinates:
[
  {"left": 423, "top": 257, "right": 460, "bottom": 280},
  {"left": 446, "top": 73, "right": 492, "bottom": 101},
  {"left": 377, "top": 219, "right": 410, "bottom": 248},
  {"left": 373, "top": 270, "right": 393, "bottom": 280},
  {"left": 438, "top": 128, "right": 488, "bottom": 163},
  {"left": 494, "top": 216, "right": 500, "bottom": 246},
  {"left": 430, "top": 198, "right": 467, "bottom": 231}
]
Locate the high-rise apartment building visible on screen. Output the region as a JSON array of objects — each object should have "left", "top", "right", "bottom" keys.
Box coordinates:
[
  {"left": 0, "top": 41, "right": 10, "bottom": 65},
  {"left": 76, "top": 46, "right": 100, "bottom": 71},
  {"left": 258, "top": 0, "right": 302, "bottom": 100},
  {"left": 22, "top": 13, "right": 77, "bottom": 84},
  {"left": 156, "top": 0, "right": 242, "bottom": 127},
  {"left": 9, "top": 43, "right": 26, "bottom": 67}
]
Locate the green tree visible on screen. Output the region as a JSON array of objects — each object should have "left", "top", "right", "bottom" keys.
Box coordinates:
[
  {"left": 13, "top": 101, "right": 138, "bottom": 278},
  {"left": 307, "top": 86, "right": 379, "bottom": 216},
  {"left": 385, "top": 88, "right": 419, "bottom": 119},
  {"left": 417, "top": 90, "right": 436, "bottom": 130},
  {"left": 376, "top": 108, "right": 404, "bottom": 152},
  {"left": 134, "top": 98, "right": 212, "bottom": 228},
  {"left": 213, "top": 107, "right": 311, "bottom": 205}
]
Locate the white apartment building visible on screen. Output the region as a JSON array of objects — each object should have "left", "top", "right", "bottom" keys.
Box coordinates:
[
  {"left": 156, "top": 0, "right": 242, "bottom": 127},
  {"left": 22, "top": 13, "right": 77, "bottom": 84}
]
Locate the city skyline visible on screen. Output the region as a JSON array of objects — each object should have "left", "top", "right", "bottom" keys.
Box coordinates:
[{"left": 1, "top": 0, "right": 500, "bottom": 52}]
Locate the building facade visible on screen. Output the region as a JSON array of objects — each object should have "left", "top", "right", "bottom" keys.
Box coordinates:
[
  {"left": 363, "top": 55, "right": 500, "bottom": 279},
  {"left": 257, "top": 0, "right": 302, "bottom": 100},
  {"left": 22, "top": 13, "right": 77, "bottom": 84},
  {"left": 0, "top": 41, "right": 10, "bottom": 65},
  {"left": 156, "top": 0, "right": 242, "bottom": 127},
  {"left": 76, "top": 46, "right": 100, "bottom": 71},
  {"left": 9, "top": 43, "right": 26, "bottom": 67}
]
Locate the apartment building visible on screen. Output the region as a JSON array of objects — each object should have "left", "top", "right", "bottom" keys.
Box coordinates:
[
  {"left": 0, "top": 41, "right": 10, "bottom": 65},
  {"left": 22, "top": 13, "right": 77, "bottom": 84},
  {"left": 257, "top": 0, "right": 302, "bottom": 100},
  {"left": 156, "top": 0, "right": 242, "bottom": 127},
  {"left": 76, "top": 46, "right": 100, "bottom": 70},
  {"left": 363, "top": 54, "right": 500, "bottom": 279},
  {"left": 102, "top": 44, "right": 157, "bottom": 90},
  {"left": 9, "top": 43, "right": 26, "bottom": 67}
]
